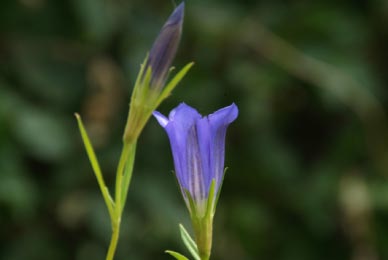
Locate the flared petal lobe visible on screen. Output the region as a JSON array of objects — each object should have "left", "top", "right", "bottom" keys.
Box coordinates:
[
  {"left": 145, "top": 2, "right": 184, "bottom": 89},
  {"left": 153, "top": 103, "right": 238, "bottom": 214},
  {"left": 207, "top": 103, "right": 238, "bottom": 191},
  {"left": 153, "top": 103, "right": 202, "bottom": 195}
]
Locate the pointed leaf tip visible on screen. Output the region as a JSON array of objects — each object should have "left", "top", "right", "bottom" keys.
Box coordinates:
[{"left": 165, "top": 250, "right": 190, "bottom": 260}]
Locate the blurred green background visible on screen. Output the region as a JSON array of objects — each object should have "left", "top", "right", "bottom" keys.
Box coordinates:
[{"left": 1, "top": 0, "right": 388, "bottom": 259}]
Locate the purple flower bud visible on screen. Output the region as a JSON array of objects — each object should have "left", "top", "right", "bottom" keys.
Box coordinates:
[
  {"left": 153, "top": 103, "right": 238, "bottom": 215},
  {"left": 145, "top": 2, "right": 184, "bottom": 89}
]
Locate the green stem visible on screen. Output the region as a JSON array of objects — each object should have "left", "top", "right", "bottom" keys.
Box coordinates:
[
  {"left": 192, "top": 216, "right": 213, "bottom": 260},
  {"left": 115, "top": 142, "right": 131, "bottom": 212},
  {"left": 106, "top": 220, "right": 120, "bottom": 260},
  {"left": 121, "top": 142, "right": 137, "bottom": 208},
  {"left": 106, "top": 141, "right": 137, "bottom": 260}
]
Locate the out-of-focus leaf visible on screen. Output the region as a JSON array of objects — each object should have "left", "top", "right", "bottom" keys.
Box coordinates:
[{"left": 12, "top": 107, "right": 74, "bottom": 161}]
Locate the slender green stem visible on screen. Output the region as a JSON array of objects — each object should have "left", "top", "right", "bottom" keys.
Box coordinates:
[
  {"left": 192, "top": 216, "right": 213, "bottom": 260},
  {"left": 106, "top": 221, "right": 120, "bottom": 260},
  {"left": 106, "top": 141, "right": 137, "bottom": 260}
]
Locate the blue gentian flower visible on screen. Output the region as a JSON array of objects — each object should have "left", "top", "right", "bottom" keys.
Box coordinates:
[
  {"left": 144, "top": 2, "right": 184, "bottom": 89},
  {"left": 153, "top": 103, "right": 238, "bottom": 216}
]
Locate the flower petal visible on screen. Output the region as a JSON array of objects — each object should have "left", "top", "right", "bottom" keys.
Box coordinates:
[
  {"left": 168, "top": 103, "right": 201, "bottom": 126},
  {"left": 186, "top": 124, "right": 206, "bottom": 204},
  {"left": 154, "top": 102, "right": 238, "bottom": 215},
  {"left": 195, "top": 117, "right": 212, "bottom": 195},
  {"left": 153, "top": 111, "right": 169, "bottom": 127},
  {"left": 207, "top": 103, "right": 238, "bottom": 190},
  {"left": 208, "top": 103, "right": 238, "bottom": 128},
  {"left": 154, "top": 103, "right": 201, "bottom": 193}
]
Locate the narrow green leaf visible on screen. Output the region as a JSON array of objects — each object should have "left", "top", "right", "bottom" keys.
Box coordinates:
[
  {"left": 179, "top": 224, "right": 201, "bottom": 260},
  {"left": 104, "top": 186, "right": 115, "bottom": 207},
  {"left": 165, "top": 250, "right": 190, "bottom": 260},
  {"left": 156, "top": 62, "right": 194, "bottom": 106},
  {"left": 75, "top": 113, "right": 115, "bottom": 220}
]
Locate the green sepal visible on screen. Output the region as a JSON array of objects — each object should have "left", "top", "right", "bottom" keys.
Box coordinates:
[
  {"left": 133, "top": 55, "right": 148, "bottom": 88},
  {"left": 183, "top": 189, "right": 198, "bottom": 218},
  {"left": 179, "top": 224, "right": 201, "bottom": 260},
  {"left": 168, "top": 66, "right": 176, "bottom": 73},
  {"left": 213, "top": 167, "right": 228, "bottom": 215},
  {"left": 165, "top": 250, "right": 190, "bottom": 260},
  {"left": 205, "top": 179, "right": 216, "bottom": 218},
  {"left": 156, "top": 62, "right": 194, "bottom": 106},
  {"left": 139, "top": 66, "right": 152, "bottom": 102},
  {"left": 131, "top": 55, "right": 148, "bottom": 103},
  {"left": 124, "top": 60, "right": 192, "bottom": 144},
  {"left": 75, "top": 113, "right": 115, "bottom": 221}
]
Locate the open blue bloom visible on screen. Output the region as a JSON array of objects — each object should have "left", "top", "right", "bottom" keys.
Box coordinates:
[
  {"left": 153, "top": 103, "right": 238, "bottom": 216},
  {"left": 144, "top": 2, "right": 184, "bottom": 89}
]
